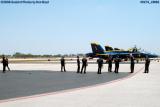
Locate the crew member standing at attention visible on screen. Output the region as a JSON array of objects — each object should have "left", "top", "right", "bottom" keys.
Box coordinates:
[
  {"left": 1, "top": 55, "right": 7, "bottom": 73},
  {"left": 114, "top": 56, "right": 120, "bottom": 73},
  {"left": 97, "top": 58, "right": 103, "bottom": 74},
  {"left": 81, "top": 57, "right": 88, "bottom": 74},
  {"left": 108, "top": 56, "right": 112, "bottom": 72},
  {"left": 60, "top": 56, "right": 66, "bottom": 72},
  {"left": 144, "top": 56, "right": 150, "bottom": 73},
  {"left": 77, "top": 56, "right": 80, "bottom": 73},
  {"left": 130, "top": 56, "right": 135, "bottom": 73},
  {"left": 6, "top": 57, "right": 10, "bottom": 71}
]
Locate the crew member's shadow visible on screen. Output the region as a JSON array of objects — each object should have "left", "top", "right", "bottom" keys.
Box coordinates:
[{"left": 0, "top": 70, "right": 130, "bottom": 100}]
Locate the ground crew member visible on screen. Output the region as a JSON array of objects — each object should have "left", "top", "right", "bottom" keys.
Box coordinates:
[
  {"left": 6, "top": 57, "right": 10, "bottom": 71},
  {"left": 114, "top": 56, "right": 120, "bottom": 73},
  {"left": 60, "top": 56, "right": 66, "bottom": 72},
  {"left": 81, "top": 57, "right": 87, "bottom": 74},
  {"left": 97, "top": 58, "right": 103, "bottom": 74},
  {"left": 1, "top": 56, "right": 7, "bottom": 73},
  {"left": 77, "top": 56, "right": 80, "bottom": 73},
  {"left": 130, "top": 56, "right": 135, "bottom": 73},
  {"left": 144, "top": 57, "right": 150, "bottom": 73},
  {"left": 108, "top": 56, "right": 112, "bottom": 72}
]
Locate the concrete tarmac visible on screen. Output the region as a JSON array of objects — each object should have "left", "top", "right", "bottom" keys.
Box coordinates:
[{"left": 0, "top": 62, "right": 160, "bottom": 107}]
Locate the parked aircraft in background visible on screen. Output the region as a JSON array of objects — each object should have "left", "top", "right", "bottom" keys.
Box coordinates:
[{"left": 86, "top": 43, "right": 158, "bottom": 60}]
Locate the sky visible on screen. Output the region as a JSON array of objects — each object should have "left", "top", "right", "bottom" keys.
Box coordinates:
[{"left": 0, "top": 0, "right": 160, "bottom": 55}]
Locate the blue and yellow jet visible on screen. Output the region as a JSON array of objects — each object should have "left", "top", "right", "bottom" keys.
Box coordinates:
[{"left": 86, "top": 43, "right": 158, "bottom": 60}]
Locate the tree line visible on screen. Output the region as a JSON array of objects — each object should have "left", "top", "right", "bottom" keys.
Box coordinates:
[{"left": 0, "top": 52, "right": 85, "bottom": 58}]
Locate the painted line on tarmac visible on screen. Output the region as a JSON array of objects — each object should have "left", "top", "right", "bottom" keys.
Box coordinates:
[{"left": 0, "top": 66, "right": 144, "bottom": 104}]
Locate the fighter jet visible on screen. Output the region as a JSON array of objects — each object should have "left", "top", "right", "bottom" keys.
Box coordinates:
[{"left": 86, "top": 43, "right": 158, "bottom": 60}]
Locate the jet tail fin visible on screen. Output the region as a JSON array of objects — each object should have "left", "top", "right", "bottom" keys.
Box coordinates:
[
  {"left": 105, "top": 45, "right": 113, "bottom": 51},
  {"left": 91, "top": 43, "right": 105, "bottom": 54}
]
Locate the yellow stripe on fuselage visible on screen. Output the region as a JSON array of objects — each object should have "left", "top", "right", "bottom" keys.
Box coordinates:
[
  {"left": 104, "top": 50, "right": 126, "bottom": 52},
  {"left": 96, "top": 54, "right": 109, "bottom": 56}
]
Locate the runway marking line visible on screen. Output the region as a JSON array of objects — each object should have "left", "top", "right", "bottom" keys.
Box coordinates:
[{"left": 0, "top": 66, "right": 144, "bottom": 104}]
